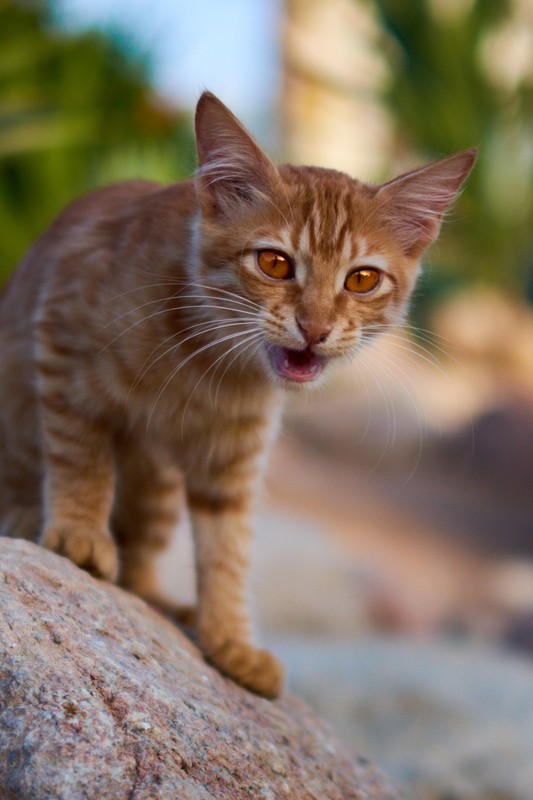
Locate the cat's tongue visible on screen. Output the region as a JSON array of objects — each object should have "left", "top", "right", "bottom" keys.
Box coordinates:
[{"left": 268, "top": 345, "right": 326, "bottom": 383}]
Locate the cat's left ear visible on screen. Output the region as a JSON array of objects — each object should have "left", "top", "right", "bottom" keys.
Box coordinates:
[
  {"left": 376, "top": 148, "right": 477, "bottom": 257},
  {"left": 195, "top": 91, "right": 280, "bottom": 218}
]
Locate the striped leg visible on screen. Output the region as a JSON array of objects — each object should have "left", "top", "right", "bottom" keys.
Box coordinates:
[
  {"left": 187, "top": 458, "right": 284, "bottom": 699},
  {"left": 39, "top": 398, "right": 118, "bottom": 580},
  {"left": 111, "top": 433, "right": 185, "bottom": 603}
]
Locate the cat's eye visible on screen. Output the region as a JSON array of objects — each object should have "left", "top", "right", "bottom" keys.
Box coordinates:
[
  {"left": 344, "top": 267, "right": 382, "bottom": 294},
  {"left": 256, "top": 250, "right": 293, "bottom": 281}
]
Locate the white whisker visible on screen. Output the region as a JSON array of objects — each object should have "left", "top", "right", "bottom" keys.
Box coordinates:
[
  {"left": 102, "top": 281, "right": 186, "bottom": 305},
  {"left": 131, "top": 318, "right": 260, "bottom": 395},
  {"left": 148, "top": 328, "right": 263, "bottom": 426},
  {"left": 171, "top": 279, "right": 263, "bottom": 311},
  {"left": 211, "top": 332, "right": 263, "bottom": 408},
  {"left": 180, "top": 330, "right": 263, "bottom": 437},
  {"left": 358, "top": 338, "right": 427, "bottom": 481},
  {"left": 99, "top": 301, "right": 261, "bottom": 354}
]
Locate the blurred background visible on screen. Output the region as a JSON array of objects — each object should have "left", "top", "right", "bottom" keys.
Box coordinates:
[{"left": 2, "top": 0, "right": 533, "bottom": 796}]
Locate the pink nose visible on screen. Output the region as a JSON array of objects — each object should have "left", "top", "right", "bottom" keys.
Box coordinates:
[{"left": 296, "top": 316, "right": 332, "bottom": 346}]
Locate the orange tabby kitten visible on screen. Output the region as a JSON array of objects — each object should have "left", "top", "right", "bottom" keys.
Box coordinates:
[{"left": 0, "top": 92, "right": 475, "bottom": 697}]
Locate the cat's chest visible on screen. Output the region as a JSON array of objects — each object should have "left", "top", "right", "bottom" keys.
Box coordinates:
[{"left": 147, "top": 378, "right": 283, "bottom": 474}]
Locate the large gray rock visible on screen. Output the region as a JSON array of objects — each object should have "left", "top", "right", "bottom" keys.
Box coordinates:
[
  {"left": 0, "top": 539, "right": 398, "bottom": 800},
  {"left": 275, "top": 636, "right": 533, "bottom": 800}
]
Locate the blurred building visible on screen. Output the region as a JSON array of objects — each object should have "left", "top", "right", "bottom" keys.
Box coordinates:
[{"left": 281, "top": 0, "right": 391, "bottom": 179}]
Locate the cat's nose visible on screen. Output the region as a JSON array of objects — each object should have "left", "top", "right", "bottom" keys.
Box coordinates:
[{"left": 296, "top": 316, "right": 332, "bottom": 346}]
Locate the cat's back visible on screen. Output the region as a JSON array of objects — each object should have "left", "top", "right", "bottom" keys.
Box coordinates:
[{"left": 0, "top": 179, "right": 164, "bottom": 324}]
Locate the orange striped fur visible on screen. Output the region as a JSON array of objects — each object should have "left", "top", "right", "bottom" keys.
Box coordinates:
[{"left": 0, "top": 92, "right": 475, "bottom": 697}]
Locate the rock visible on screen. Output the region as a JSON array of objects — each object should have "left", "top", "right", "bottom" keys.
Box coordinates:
[
  {"left": 0, "top": 539, "right": 398, "bottom": 800},
  {"left": 274, "top": 635, "right": 533, "bottom": 800}
]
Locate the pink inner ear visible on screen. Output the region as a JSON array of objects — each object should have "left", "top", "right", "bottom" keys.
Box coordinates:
[{"left": 377, "top": 149, "right": 477, "bottom": 256}]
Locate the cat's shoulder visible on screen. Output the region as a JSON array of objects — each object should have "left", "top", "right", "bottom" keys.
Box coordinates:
[
  {"left": 39, "top": 178, "right": 196, "bottom": 245},
  {"left": 58, "top": 179, "right": 168, "bottom": 220}
]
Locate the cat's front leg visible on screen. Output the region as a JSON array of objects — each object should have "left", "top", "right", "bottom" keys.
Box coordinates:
[
  {"left": 188, "top": 483, "right": 284, "bottom": 699},
  {"left": 39, "top": 398, "right": 118, "bottom": 581}
]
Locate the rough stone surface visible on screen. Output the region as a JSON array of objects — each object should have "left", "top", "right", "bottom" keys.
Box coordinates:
[{"left": 0, "top": 539, "right": 398, "bottom": 800}]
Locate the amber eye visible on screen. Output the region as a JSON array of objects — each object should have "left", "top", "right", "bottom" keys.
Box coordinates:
[
  {"left": 344, "top": 267, "right": 381, "bottom": 294},
  {"left": 256, "top": 250, "right": 293, "bottom": 280}
]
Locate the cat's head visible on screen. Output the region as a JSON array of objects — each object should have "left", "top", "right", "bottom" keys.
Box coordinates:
[{"left": 191, "top": 91, "right": 476, "bottom": 388}]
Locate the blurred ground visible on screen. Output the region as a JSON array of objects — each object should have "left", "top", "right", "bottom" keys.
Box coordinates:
[{"left": 273, "top": 636, "right": 533, "bottom": 800}]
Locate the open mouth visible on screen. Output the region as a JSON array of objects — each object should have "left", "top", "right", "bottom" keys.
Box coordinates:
[{"left": 267, "top": 345, "right": 328, "bottom": 383}]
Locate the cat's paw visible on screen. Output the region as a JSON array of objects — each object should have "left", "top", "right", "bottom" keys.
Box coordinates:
[
  {"left": 206, "top": 639, "right": 284, "bottom": 699},
  {"left": 42, "top": 526, "right": 119, "bottom": 581}
]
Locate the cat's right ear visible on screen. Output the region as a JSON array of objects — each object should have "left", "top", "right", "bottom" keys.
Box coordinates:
[{"left": 195, "top": 91, "right": 279, "bottom": 218}]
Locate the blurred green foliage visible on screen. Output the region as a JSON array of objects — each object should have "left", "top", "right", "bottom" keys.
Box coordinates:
[
  {"left": 375, "top": 0, "right": 533, "bottom": 297},
  {"left": 0, "top": 0, "right": 196, "bottom": 281}
]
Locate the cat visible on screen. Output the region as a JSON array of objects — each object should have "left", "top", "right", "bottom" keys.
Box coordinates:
[{"left": 0, "top": 91, "right": 475, "bottom": 698}]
